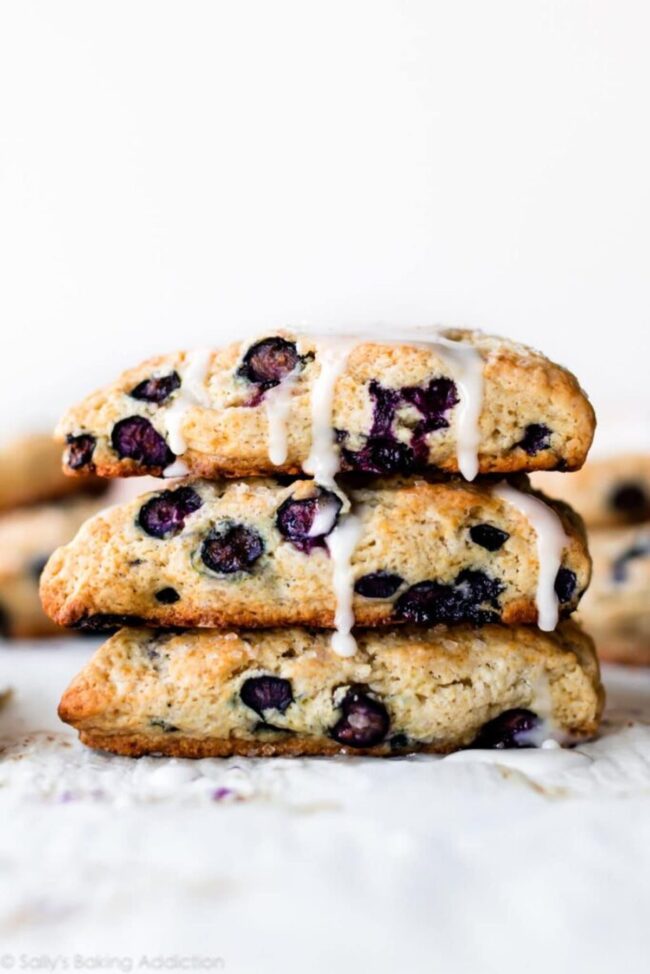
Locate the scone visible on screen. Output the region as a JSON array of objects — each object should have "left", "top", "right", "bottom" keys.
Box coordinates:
[
  {"left": 40, "top": 477, "right": 591, "bottom": 631},
  {"left": 58, "top": 621, "right": 604, "bottom": 757},
  {"left": 579, "top": 525, "right": 650, "bottom": 665},
  {"left": 0, "top": 432, "right": 104, "bottom": 512},
  {"left": 56, "top": 330, "right": 595, "bottom": 481},
  {"left": 0, "top": 496, "right": 105, "bottom": 638},
  {"left": 533, "top": 454, "right": 650, "bottom": 529}
]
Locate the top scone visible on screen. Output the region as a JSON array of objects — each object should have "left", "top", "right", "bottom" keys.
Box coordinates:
[{"left": 57, "top": 330, "right": 595, "bottom": 481}]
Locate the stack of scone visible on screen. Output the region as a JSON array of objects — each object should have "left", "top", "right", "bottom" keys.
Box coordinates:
[
  {"left": 42, "top": 330, "right": 605, "bottom": 756},
  {"left": 536, "top": 457, "right": 650, "bottom": 665},
  {"left": 0, "top": 433, "right": 104, "bottom": 638}
]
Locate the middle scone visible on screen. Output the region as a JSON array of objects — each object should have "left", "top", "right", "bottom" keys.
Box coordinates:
[{"left": 41, "top": 475, "right": 590, "bottom": 631}]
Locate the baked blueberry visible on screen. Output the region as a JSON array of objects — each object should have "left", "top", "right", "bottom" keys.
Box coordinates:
[
  {"left": 389, "top": 734, "right": 411, "bottom": 752},
  {"left": 276, "top": 489, "right": 342, "bottom": 552},
  {"left": 401, "top": 377, "right": 459, "bottom": 431},
  {"left": 74, "top": 613, "right": 148, "bottom": 631},
  {"left": 343, "top": 437, "right": 416, "bottom": 474},
  {"left": 517, "top": 423, "right": 552, "bottom": 456},
  {"left": 471, "top": 708, "right": 540, "bottom": 749},
  {"left": 129, "top": 372, "right": 181, "bottom": 404},
  {"left": 554, "top": 568, "right": 577, "bottom": 603},
  {"left": 609, "top": 482, "right": 650, "bottom": 520},
  {"left": 330, "top": 686, "right": 390, "bottom": 749},
  {"left": 240, "top": 675, "right": 293, "bottom": 715},
  {"left": 155, "top": 587, "right": 180, "bottom": 604},
  {"left": 138, "top": 486, "right": 202, "bottom": 539},
  {"left": 470, "top": 524, "right": 509, "bottom": 551},
  {"left": 394, "top": 570, "right": 503, "bottom": 625},
  {"left": 150, "top": 718, "right": 179, "bottom": 732},
  {"left": 368, "top": 380, "right": 401, "bottom": 436},
  {"left": 201, "top": 523, "right": 264, "bottom": 574},
  {"left": 237, "top": 337, "right": 301, "bottom": 389},
  {"left": 111, "top": 416, "right": 175, "bottom": 468},
  {"left": 354, "top": 571, "right": 404, "bottom": 599},
  {"left": 612, "top": 539, "right": 650, "bottom": 583},
  {"left": 66, "top": 433, "right": 96, "bottom": 470}
]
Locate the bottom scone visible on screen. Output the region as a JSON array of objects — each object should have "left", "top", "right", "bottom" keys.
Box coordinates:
[
  {"left": 59, "top": 622, "right": 604, "bottom": 757},
  {"left": 578, "top": 525, "right": 650, "bottom": 666}
]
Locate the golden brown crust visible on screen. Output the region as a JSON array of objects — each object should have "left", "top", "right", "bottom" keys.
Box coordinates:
[
  {"left": 74, "top": 730, "right": 468, "bottom": 758},
  {"left": 59, "top": 621, "right": 604, "bottom": 757},
  {"left": 40, "top": 477, "right": 591, "bottom": 631},
  {"left": 56, "top": 330, "right": 596, "bottom": 480}
]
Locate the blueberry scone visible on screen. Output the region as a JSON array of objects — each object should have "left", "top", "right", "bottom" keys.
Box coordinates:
[
  {"left": 41, "top": 477, "right": 590, "bottom": 631},
  {"left": 56, "top": 330, "right": 595, "bottom": 482},
  {"left": 534, "top": 454, "right": 650, "bottom": 529},
  {"left": 0, "top": 433, "right": 104, "bottom": 512},
  {"left": 58, "top": 621, "right": 603, "bottom": 757},
  {"left": 0, "top": 497, "right": 105, "bottom": 638},
  {"left": 578, "top": 525, "right": 650, "bottom": 666}
]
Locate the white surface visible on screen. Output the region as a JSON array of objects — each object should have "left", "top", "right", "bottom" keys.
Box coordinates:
[
  {"left": 0, "top": 1, "right": 649, "bottom": 438},
  {"left": 1, "top": 641, "right": 650, "bottom": 972}
]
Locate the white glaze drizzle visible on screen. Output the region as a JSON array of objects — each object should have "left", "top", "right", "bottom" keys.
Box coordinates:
[
  {"left": 326, "top": 512, "right": 364, "bottom": 658},
  {"left": 302, "top": 336, "right": 357, "bottom": 488},
  {"left": 296, "top": 328, "right": 485, "bottom": 656},
  {"left": 308, "top": 495, "right": 342, "bottom": 537},
  {"left": 493, "top": 482, "right": 568, "bottom": 631},
  {"left": 162, "top": 459, "right": 190, "bottom": 479},
  {"left": 300, "top": 327, "right": 485, "bottom": 481},
  {"left": 296, "top": 336, "right": 358, "bottom": 655},
  {"left": 432, "top": 335, "right": 484, "bottom": 481},
  {"left": 161, "top": 348, "right": 213, "bottom": 475},
  {"left": 264, "top": 369, "right": 299, "bottom": 466}
]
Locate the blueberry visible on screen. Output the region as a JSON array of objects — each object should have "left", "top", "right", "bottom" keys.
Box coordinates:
[
  {"left": 347, "top": 377, "right": 458, "bottom": 472},
  {"left": 330, "top": 686, "right": 390, "bottom": 749},
  {"left": 455, "top": 568, "right": 504, "bottom": 605},
  {"left": 368, "top": 380, "right": 401, "bottom": 437},
  {"left": 394, "top": 570, "right": 503, "bottom": 625},
  {"left": 517, "top": 423, "right": 552, "bottom": 456},
  {"left": 66, "top": 433, "right": 96, "bottom": 470},
  {"left": 400, "top": 377, "right": 459, "bottom": 431},
  {"left": 138, "top": 486, "right": 203, "bottom": 539},
  {"left": 470, "top": 524, "right": 509, "bottom": 551},
  {"left": 129, "top": 372, "right": 181, "bottom": 404},
  {"left": 609, "top": 482, "right": 650, "bottom": 520},
  {"left": 342, "top": 437, "right": 416, "bottom": 474},
  {"left": 612, "top": 539, "right": 650, "bottom": 583},
  {"left": 155, "top": 587, "right": 180, "bottom": 604},
  {"left": 276, "top": 489, "right": 342, "bottom": 552},
  {"left": 150, "top": 718, "right": 179, "bottom": 732},
  {"left": 237, "top": 337, "right": 301, "bottom": 389},
  {"left": 471, "top": 709, "right": 540, "bottom": 749},
  {"left": 354, "top": 571, "right": 404, "bottom": 599},
  {"left": 554, "top": 568, "right": 577, "bottom": 603},
  {"left": 74, "top": 613, "right": 148, "bottom": 632},
  {"left": 389, "top": 734, "right": 411, "bottom": 752},
  {"left": 201, "top": 523, "right": 264, "bottom": 574},
  {"left": 240, "top": 675, "right": 293, "bottom": 715},
  {"left": 111, "top": 416, "right": 175, "bottom": 468}
]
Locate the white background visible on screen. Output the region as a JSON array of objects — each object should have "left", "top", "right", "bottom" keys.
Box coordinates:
[{"left": 1, "top": 0, "right": 649, "bottom": 441}]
